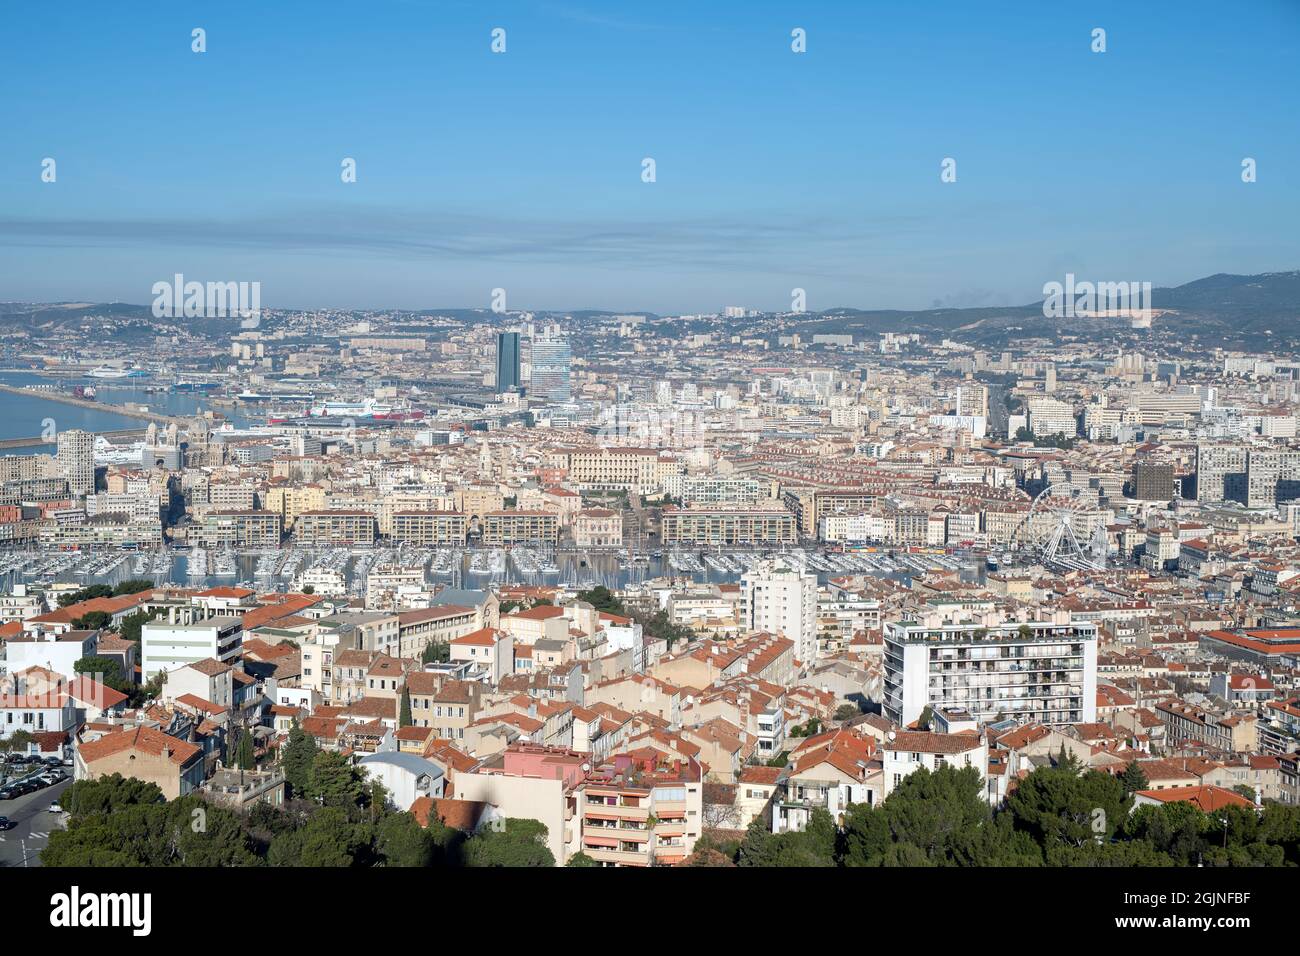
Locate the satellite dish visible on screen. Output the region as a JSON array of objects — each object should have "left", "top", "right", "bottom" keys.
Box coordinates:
[{"left": 887, "top": 730, "right": 896, "bottom": 742}]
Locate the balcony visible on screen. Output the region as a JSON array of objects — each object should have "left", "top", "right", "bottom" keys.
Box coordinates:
[
  {"left": 584, "top": 803, "right": 649, "bottom": 822},
  {"left": 583, "top": 846, "right": 651, "bottom": 866}
]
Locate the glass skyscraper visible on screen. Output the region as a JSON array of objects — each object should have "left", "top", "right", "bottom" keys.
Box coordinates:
[
  {"left": 530, "top": 335, "right": 572, "bottom": 402},
  {"left": 496, "top": 331, "right": 521, "bottom": 392}
]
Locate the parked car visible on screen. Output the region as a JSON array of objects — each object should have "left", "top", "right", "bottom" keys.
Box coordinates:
[
  {"left": 42, "top": 756, "right": 62, "bottom": 768},
  {"left": 0, "top": 788, "right": 15, "bottom": 801},
  {"left": 0, "top": 816, "right": 15, "bottom": 831}
]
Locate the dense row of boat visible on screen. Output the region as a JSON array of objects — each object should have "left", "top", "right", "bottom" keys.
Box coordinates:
[{"left": 0, "top": 544, "right": 978, "bottom": 592}]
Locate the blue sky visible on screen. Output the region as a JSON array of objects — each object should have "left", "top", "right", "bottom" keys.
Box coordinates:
[{"left": 1, "top": 0, "right": 1297, "bottom": 314}]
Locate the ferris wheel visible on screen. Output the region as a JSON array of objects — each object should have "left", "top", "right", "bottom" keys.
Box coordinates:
[{"left": 1012, "top": 483, "right": 1108, "bottom": 569}]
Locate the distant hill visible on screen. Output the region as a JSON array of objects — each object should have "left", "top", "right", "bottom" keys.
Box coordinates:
[
  {"left": 2, "top": 271, "right": 1296, "bottom": 347},
  {"left": 789, "top": 270, "right": 1300, "bottom": 348}
]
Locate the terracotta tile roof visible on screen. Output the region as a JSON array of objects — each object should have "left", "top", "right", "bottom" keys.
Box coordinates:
[
  {"left": 79, "top": 725, "right": 202, "bottom": 767},
  {"left": 1136, "top": 785, "right": 1253, "bottom": 812},
  {"left": 885, "top": 731, "right": 983, "bottom": 755},
  {"left": 412, "top": 796, "right": 488, "bottom": 831}
]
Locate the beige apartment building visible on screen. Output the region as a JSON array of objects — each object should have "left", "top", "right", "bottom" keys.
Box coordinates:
[
  {"left": 263, "top": 483, "right": 327, "bottom": 531},
  {"left": 458, "top": 486, "right": 505, "bottom": 519},
  {"left": 392, "top": 510, "right": 469, "bottom": 545},
  {"left": 406, "top": 673, "right": 481, "bottom": 744},
  {"left": 294, "top": 510, "right": 378, "bottom": 545},
  {"left": 1156, "top": 700, "right": 1258, "bottom": 753},
  {"left": 482, "top": 510, "right": 559, "bottom": 545},
  {"left": 660, "top": 503, "right": 798, "bottom": 546},
  {"left": 575, "top": 754, "right": 704, "bottom": 866},
  {"left": 193, "top": 509, "right": 281, "bottom": 548}
]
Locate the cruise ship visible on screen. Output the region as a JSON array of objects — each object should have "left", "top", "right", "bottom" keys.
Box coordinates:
[
  {"left": 306, "top": 399, "right": 426, "bottom": 422},
  {"left": 88, "top": 366, "right": 148, "bottom": 379}
]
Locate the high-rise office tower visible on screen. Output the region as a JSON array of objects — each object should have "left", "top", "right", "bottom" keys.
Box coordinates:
[
  {"left": 57, "top": 428, "right": 95, "bottom": 498},
  {"left": 530, "top": 334, "right": 572, "bottom": 402},
  {"left": 495, "top": 331, "right": 521, "bottom": 392}
]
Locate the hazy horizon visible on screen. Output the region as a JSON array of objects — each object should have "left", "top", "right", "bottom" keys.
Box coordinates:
[{"left": 2, "top": 0, "right": 1298, "bottom": 314}]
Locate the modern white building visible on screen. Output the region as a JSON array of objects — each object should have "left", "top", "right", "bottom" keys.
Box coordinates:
[
  {"left": 740, "top": 559, "right": 817, "bottom": 664},
  {"left": 882, "top": 616, "right": 1098, "bottom": 727},
  {"left": 1026, "top": 398, "right": 1077, "bottom": 438},
  {"left": 140, "top": 615, "right": 244, "bottom": 680}
]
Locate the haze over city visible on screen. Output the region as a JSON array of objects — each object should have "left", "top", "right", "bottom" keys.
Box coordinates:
[{"left": 2, "top": 0, "right": 1298, "bottom": 312}]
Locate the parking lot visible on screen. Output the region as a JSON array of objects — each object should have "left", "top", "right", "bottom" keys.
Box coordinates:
[{"left": 0, "top": 759, "right": 72, "bottom": 868}]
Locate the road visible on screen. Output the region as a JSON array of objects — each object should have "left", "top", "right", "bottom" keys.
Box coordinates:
[{"left": 0, "top": 777, "right": 71, "bottom": 868}]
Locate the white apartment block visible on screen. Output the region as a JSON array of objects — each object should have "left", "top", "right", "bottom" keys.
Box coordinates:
[
  {"left": 882, "top": 617, "right": 1098, "bottom": 727},
  {"left": 1026, "top": 398, "right": 1077, "bottom": 438},
  {"left": 140, "top": 615, "right": 244, "bottom": 680},
  {"left": 740, "top": 559, "right": 817, "bottom": 664}
]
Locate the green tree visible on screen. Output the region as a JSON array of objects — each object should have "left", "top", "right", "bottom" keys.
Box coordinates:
[
  {"left": 841, "top": 765, "right": 1039, "bottom": 867},
  {"left": 62, "top": 773, "right": 164, "bottom": 818},
  {"left": 1120, "top": 802, "right": 1213, "bottom": 866},
  {"left": 235, "top": 729, "right": 255, "bottom": 770},
  {"left": 1007, "top": 763, "right": 1131, "bottom": 851},
  {"left": 834, "top": 703, "right": 861, "bottom": 722},
  {"left": 565, "top": 851, "right": 599, "bottom": 867},
  {"left": 1119, "top": 760, "right": 1150, "bottom": 794},
  {"left": 399, "top": 687, "right": 413, "bottom": 728},
  {"left": 72, "top": 610, "right": 112, "bottom": 631},
  {"left": 58, "top": 584, "right": 113, "bottom": 607},
  {"left": 631, "top": 608, "right": 694, "bottom": 650},
  {"left": 737, "top": 817, "right": 779, "bottom": 867},
  {"left": 113, "top": 579, "right": 157, "bottom": 596},
  {"left": 462, "top": 819, "right": 555, "bottom": 867},
  {"left": 119, "top": 608, "right": 159, "bottom": 643},
  {"left": 131, "top": 672, "right": 165, "bottom": 708},
  {"left": 43, "top": 776, "right": 258, "bottom": 867},
  {"left": 375, "top": 812, "right": 434, "bottom": 867},
  {"left": 267, "top": 807, "right": 364, "bottom": 867},
  {"left": 0, "top": 729, "right": 36, "bottom": 754},
  {"left": 73, "top": 655, "right": 128, "bottom": 693},
  {"left": 577, "top": 586, "right": 624, "bottom": 614},
  {"left": 422, "top": 641, "right": 450, "bottom": 664},
  {"left": 307, "top": 751, "right": 368, "bottom": 808},
  {"left": 280, "top": 721, "right": 319, "bottom": 798}
]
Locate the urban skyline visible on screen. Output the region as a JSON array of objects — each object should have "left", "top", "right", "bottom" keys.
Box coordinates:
[{"left": 2, "top": 1, "right": 1297, "bottom": 930}]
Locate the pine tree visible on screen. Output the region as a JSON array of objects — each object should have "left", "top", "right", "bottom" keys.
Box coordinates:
[
  {"left": 281, "top": 721, "right": 318, "bottom": 798},
  {"left": 1120, "top": 760, "right": 1149, "bottom": 794},
  {"left": 399, "top": 687, "right": 413, "bottom": 728}
]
